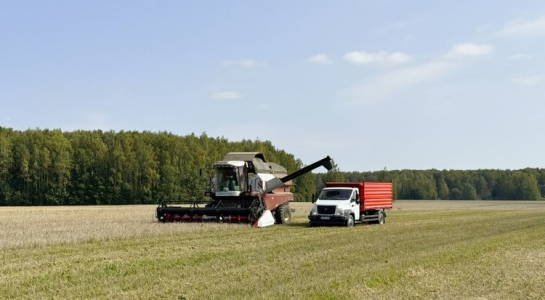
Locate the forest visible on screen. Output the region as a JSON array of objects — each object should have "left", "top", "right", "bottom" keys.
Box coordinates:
[
  {"left": 0, "top": 127, "right": 543, "bottom": 205},
  {"left": 317, "top": 168, "right": 545, "bottom": 201}
]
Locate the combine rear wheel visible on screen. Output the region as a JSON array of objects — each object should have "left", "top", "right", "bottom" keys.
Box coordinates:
[{"left": 275, "top": 204, "right": 292, "bottom": 224}]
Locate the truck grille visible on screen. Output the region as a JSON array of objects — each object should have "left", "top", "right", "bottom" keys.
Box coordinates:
[{"left": 317, "top": 205, "right": 336, "bottom": 214}]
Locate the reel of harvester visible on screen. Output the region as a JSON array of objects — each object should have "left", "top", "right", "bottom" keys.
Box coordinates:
[{"left": 156, "top": 198, "right": 265, "bottom": 224}]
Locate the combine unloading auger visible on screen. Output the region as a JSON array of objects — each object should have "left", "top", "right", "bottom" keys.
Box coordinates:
[{"left": 156, "top": 153, "right": 332, "bottom": 227}]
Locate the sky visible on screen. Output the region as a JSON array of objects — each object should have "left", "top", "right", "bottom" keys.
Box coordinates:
[{"left": 1, "top": 1, "right": 545, "bottom": 171}]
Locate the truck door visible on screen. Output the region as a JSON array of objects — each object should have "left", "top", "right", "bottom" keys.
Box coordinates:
[{"left": 350, "top": 190, "right": 360, "bottom": 220}]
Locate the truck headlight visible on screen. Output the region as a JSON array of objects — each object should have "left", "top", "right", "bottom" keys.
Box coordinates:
[
  {"left": 310, "top": 206, "right": 318, "bottom": 216},
  {"left": 335, "top": 208, "right": 345, "bottom": 216}
]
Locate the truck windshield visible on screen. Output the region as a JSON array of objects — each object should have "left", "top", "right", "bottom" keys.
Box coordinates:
[
  {"left": 217, "top": 167, "right": 242, "bottom": 192},
  {"left": 319, "top": 189, "right": 353, "bottom": 200}
]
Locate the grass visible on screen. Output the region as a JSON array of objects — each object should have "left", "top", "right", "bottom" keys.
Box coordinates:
[{"left": 1, "top": 201, "right": 544, "bottom": 299}]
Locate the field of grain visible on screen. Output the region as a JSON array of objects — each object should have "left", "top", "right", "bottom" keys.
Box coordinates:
[{"left": 1, "top": 201, "right": 544, "bottom": 299}]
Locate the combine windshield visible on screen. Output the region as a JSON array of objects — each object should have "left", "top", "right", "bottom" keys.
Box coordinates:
[
  {"left": 319, "top": 189, "right": 353, "bottom": 200},
  {"left": 216, "top": 167, "right": 242, "bottom": 192}
]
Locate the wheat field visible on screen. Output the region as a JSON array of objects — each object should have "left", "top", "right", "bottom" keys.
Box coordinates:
[{"left": 1, "top": 201, "right": 544, "bottom": 299}]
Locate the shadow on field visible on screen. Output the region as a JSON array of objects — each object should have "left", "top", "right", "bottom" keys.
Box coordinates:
[
  {"left": 286, "top": 222, "right": 312, "bottom": 228},
  {"left": 285, "top": 222, "right": 350, "bottom": 228}
]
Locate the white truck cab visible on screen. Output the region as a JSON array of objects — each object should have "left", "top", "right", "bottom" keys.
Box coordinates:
[{"left": 308, "top": 187, "right": 360, "bottom": 226}]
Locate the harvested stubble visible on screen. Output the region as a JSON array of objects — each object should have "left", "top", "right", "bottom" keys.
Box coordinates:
[
  {"left": 0, "top": 201, "right": 544, "bottom": 300},
  {"left": 0, "top": 205, "right": 248, "bottom": 249}
]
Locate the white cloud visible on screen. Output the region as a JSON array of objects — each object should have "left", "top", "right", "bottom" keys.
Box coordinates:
[
  {"left": 343, "top": 51, "right": 411, "bottom": 65},
  {"left": 340, "top": 60, "right": 457, "bottom": 104},
  {"left": 445, "top": 43, "right": 495, "bottom": 59},
  {"left": 209, "top": 91, "right": 244, "bottom": 100},
  {"left": 340, "top": 42, "right": 495, "bottom": 104},
  {"left": 496, "top": 16, "right": 545, "bottom": 38},
  {"left": 508, "top": 54, "right": 532, "bottom": 60},
  {"left": 513, "top": 76, "right": 545, "bottom": 86},
  {"left": 222, "top": 59, "right": 264, "bottom": 68},
  {"left": 308, "top": 54, "right": 333, "bottom": 65}
]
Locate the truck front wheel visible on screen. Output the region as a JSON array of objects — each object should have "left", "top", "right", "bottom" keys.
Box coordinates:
[
  {"left": 346, "top": 214, "right": 355, "bottom": 227},
  {"left": 378, "top": 211, "right": 385, "bottom": 225}
]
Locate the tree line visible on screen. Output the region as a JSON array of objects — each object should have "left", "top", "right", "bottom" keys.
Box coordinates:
[
  {"left": 0, "top": 127, "right": 315, "bottom": 205},
  {"left": 315, "top": 167, "right": 544, "bottom": 200},
  {"left": 0, "top": 127, "right": 543, "bottom": 205}
]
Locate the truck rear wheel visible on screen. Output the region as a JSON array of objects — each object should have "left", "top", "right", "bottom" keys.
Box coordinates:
[
  {"left": 346, "top": 214, "right": 354, "bottom": 227},
  {"left": 275, "top": 204, "right": 292, "bottom": 224}
]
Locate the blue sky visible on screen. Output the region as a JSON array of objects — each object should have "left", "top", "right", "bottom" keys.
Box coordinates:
[{"left": 1, "top": 1, "right": 545, "bottom": 171}]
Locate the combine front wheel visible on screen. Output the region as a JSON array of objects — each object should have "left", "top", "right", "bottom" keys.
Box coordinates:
[{"left": 275, "top": 204, "right": 292, "bottom": 224}]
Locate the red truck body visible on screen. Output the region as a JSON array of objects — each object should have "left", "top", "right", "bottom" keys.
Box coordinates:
[{"left": 325, "top": 182, "right": 393, "bottom": 211}]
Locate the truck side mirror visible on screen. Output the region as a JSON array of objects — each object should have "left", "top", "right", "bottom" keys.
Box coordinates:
[{"left": 311, "top": 193, "right": 316, "bottom": 203}]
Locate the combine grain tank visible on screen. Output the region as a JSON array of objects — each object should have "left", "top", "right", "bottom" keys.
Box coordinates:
[{"left": 156, "top": 152, "right": 332, "bottom": 227}]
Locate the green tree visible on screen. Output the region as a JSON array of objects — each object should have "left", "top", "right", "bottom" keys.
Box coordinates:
[
  {"left": 395, "top": 172, "right": 437, "bottom": 200},
  {"left": 66, "top": 130, "right": 107, "bottom": 204},
  {"left": 475, "top": 175, "right": 491, "bottom": 200},
  {"left": 0, "top": 128, "right": 14, "bottom": 204},
  {"left": 293, "top": 159, "right": 316, "bottom": 202},
  {"left": 460, "top": 183, "right": 478, "bottom": 200},
  {"left": 513, "top": 171, "right": 541, "bottom": 200},
  {"left": 323, "top": 159, "right": 345, "bottom": 184},
  {"left": 449, "top": 188, "right": 462, "bottom": 200},
  {"left": 435, "top": 173, "right": 449, "bottom": 200},
  {"left": 494, "top": 173, "right": 516, "bottom": 200}
]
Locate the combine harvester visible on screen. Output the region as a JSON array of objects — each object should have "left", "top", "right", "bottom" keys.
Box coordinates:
[{"left": 156, "top": 152, "right": 332, "bottom": 227}]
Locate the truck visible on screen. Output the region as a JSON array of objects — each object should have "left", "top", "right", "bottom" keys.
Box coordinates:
[
  {"left": 308, "top": 182, "right": 393, "bottom": 227},
  {"left": 156, "top": 152, "right": 333, "bottom": 227}
]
